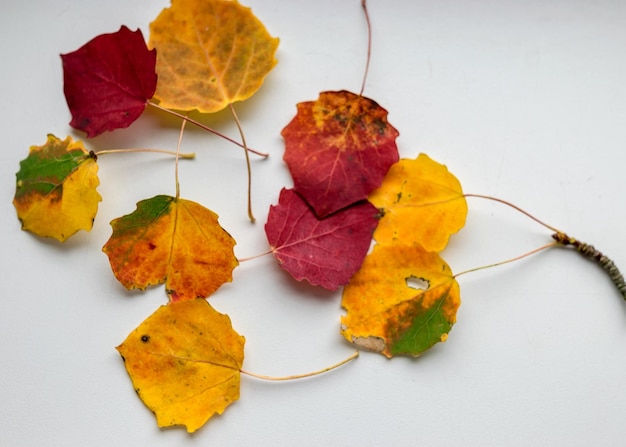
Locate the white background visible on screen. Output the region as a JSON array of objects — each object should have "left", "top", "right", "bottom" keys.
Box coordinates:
[{"left": 2, "top": 0, "right": 626, "bottom": 445}]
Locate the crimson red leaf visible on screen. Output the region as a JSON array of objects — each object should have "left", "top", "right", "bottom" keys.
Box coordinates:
[
  {"left": 61, "top": 26, "right": 157, "bottom": 137},
  {"left": 282, "top": 90, "right": 399, "bottom": 218},
  {"left": 265, "top": 188, "right": 379, "bottom": 290}
]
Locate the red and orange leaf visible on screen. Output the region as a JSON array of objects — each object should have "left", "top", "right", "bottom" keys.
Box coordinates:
[
  {"left": 149, "top": 0, "right": 279, "bottom": 113},
  {"left": 368, "top": 153, "right": 467, "bottom": 252},
  {"left": 265, "top": 188, "right": 379, "bottom": 290},
  {"left": 341, "top": 241, "right": 460, "bottom": 358},
  {"left": 117, "top": 298, "right": 245, "bottom": 432},
  {"left": 13, "top": 134, "right": 101, "bottom": 242},
  {"left": 102, "top": 195, "right": 238, "bottom": 301},
  {"left": 61, "top": 26, "right": 157, "bottom": 137},
  {"left": 282, "top": 90, "right": 399, "bottom": 218}
]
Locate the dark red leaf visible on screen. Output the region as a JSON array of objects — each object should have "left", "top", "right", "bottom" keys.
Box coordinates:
[
  {"left": 282, "top": 90, "right": 399, "bottom": 217},
  {"left": 265, "top": 188, "right": 380, "bottom": 290},
  {"left": 61, "top": 26, "right": 157, "bottom": 137}
]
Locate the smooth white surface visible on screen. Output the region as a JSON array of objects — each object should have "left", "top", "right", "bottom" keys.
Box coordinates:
[{"left": 2, "top": 1, "right": 626, "bottom": 445}]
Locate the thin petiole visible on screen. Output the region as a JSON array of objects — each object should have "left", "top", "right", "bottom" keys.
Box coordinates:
[
  {"left": 240, "top": 351, "right": 359, "bottom": 381},
  {"left": 359, "top": 0, "right": 372, "bottom": 96},
  {"left": 454, "top": 241, "right": 558, "bottom": 279},
  {"left": 229, "top": 103, "right": 256, "bottom": 223},
  {"left": 174, "top": 117, "right": 187, "bottom": 199},
  {"left": 94, "top": 148, "right": 195, "bottom": 159},
  {"left": 464, "top": 193, "right": 562, "bottom": 233},
  {"left": 147, "top": 101, "right": 268, "bottom": 157}
]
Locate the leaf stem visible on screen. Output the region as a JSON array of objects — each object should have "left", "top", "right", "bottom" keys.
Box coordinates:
[
  {"left": 237, "top": 250, "right": 272, "bottom": 263},
  {"left": 174, "top": 117, "right": 187, "bottom": 199},
  {"left": 240, "top": 351, "right": 359, "bottom": 381},
  {"left": 229, "top": 103, "right": 256, "bottom": 223},
  {"left": 454, "top": 241, "right": 558, "bottom": 279},
  {"left": 359, "top": 0, "right": 372, "bottom": 96},
  {"left": 464, "top": 193, "right": 562, "bottom": 233},
  {"left": 147, "top": 101, "right": 268, "bottom": 157},
  {"left": 93, "top": 148, "right": 196, "bottom": 159}
]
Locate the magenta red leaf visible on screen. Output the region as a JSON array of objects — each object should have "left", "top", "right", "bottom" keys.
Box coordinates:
[
  {"left": 265, "top": 188, "right": 380, "bottom": 290},
  {"left": 282, "top": 90, "right": 399, "bottom": 217},
  {"left": 61, "top": 26, "right": 157, "bottom": 137}
]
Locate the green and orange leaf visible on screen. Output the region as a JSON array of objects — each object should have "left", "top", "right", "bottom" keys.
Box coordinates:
[
  {"left": 117, "top": 298, "right": 245, "bottom": 432},
  {"left": 102, "top": 195, "right": 238, "bottom": 301},
  {"left": 13, "top": 134, "right": 101, "bottom": 242},
  {"left": 341, "top": 241, "right": 460, "bottom": 358},
  {"left": 368, "top": 153, "right": 467, "bottom": 252},
  {"left": 149, "top": 0, "right": 279, "bottom": 113}
]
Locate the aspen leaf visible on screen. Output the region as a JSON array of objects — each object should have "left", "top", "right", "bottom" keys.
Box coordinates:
[
  {"left": 13, "top": 134, "right": 101, "bottom": 242},
  {"left": 61, "top": 26, "right": 157, "bottom": 137},
  {"left": 117, "top": 298, "right": 245, "bottom": 432},
  {"left": 265, "top": 188, "right": 379, "bottom": 290},
  {"left": 282, "top": 90, "right": 399, "bottom": 218},
  {"left": 368, "top": 153, "right": 467, "bottom": 252},
  {"left": 102, "top": 195, "right": 238, "bottom": 301},
  {"left": 341, "top": 241, "right": 460, "bottom": 358},
  {"left": 149, "top": 0, "right": 279, "bottom": 113}
]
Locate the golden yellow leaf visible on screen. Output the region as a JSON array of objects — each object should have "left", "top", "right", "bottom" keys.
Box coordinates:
[
  {"left": 149, "top": 0, "right": 279, "bottom": 113},
  {"left": 368, "top": 153, "right": 467, "bottom": 252},
  {"left": 117, "top": 299, "right": 245, "bottom": 433},
  {"left": 13, "top": 134, "right": 101, "bottom": 242},
  {"left": 341, "top": 241, "right": 460, "bottom": 358}
]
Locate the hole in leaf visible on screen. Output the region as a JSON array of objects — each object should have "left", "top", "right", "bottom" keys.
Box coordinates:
[{"left": 405, "top": 276, "right": 429, "bottom": 291}]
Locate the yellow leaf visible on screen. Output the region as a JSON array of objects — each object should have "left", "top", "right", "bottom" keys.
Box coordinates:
[
  {"left": 117, "top": 299, "right": 245, "bottom": 433},
  {"left": 102, "top": 195, "right": 238, "bottom": 301},
  {"left": 341, "top": 241, "right": 460, "bottom": 358},
  {"left": 368, "top": 153, "right": 467, "bottom": 252},
  {"left": 13, "top": 134, "right": 101, "bottom": 242},
  {"left": 149, "top": 0, "right": 279, "bottom": 113}
]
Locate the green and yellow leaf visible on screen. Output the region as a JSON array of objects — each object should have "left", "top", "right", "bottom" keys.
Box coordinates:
[{"left": 13, "top": 134, "right": 101, "bottom": 242}]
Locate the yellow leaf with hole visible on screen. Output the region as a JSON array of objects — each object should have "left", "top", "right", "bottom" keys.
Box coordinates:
[
  {"left": 149, "top": 0, "right": 279, "bottom": 113},
  {"left": 117, "top": 298, "right": 245, "bottom": 432},
  {"left": 13, "top": 134, "right": 101, "bottom": 242},
  {"left": 368, "top": 153, "right": 467, "bottom": 252},
  {"left": 341, "top": 241, "right": 460, "bottom": 358},
  {"left": 102, "top": 195, "right": 238, "bottom": 301}
]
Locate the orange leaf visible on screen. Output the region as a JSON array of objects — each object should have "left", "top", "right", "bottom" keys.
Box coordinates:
[
  {"left": 368, "top": 153, "right": 467, "bottom": 252},
  {"left": 341, "top": 241, "right": 460, "bottom": 358},
  {"left": 13, "top": 134, "right": 101, "bottom": 242},
  {"left": 149, "top": 0, "right": 279, "bottom": 113},
  {"left": 102, "top": 195, "right": 238, "bottom": 301},
  {"left": 117, "top": 299, "right": 245, "bottom": 432}
]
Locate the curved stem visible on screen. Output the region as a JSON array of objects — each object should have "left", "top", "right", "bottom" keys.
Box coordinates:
[
  {"left": 464, "top": 193, "right": 562, "bottom": 233},
  {"left": 359, "top": 0, "right": 372, "bottom": 96},
  {"left": 147, "top": 101, "right": 268, "bottom": 158},
  {"left": 454, "top": 241, "right": 558, "bottom": 279},
  {"left": 229, "top": 103, "right": 256, "bottom": 223},
  {"left": 94, "top": 148, "right": 195, "bottom": 159},
  {"left": 240, "top": 351, "right": 359, "bottom": 381}
]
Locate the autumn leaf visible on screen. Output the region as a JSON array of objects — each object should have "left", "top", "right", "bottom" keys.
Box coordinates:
[
  {"left": 102, "top": 195, "right": 238, "bottom": 301},
  {"left": 282, "top": 90, "right": 399, "bottom": 218},
  {"left": 341, "top": 241, "right": 460, "bottom": 358},
  {"left": 149, "top": 0, "right": 279, "bottom": 113},
  {"left": 265, "top": 188, "right": 379, "bottom": 290},
  {"left": 13, "top": 134, "right": 101, "bottom": 242},
  {"left": 368, "top": 153, "right": 467, "bottom": 252},
  {"left": 117, "top": 298, "right": 245, "bottom": 432},
  {"left": 61, "top": 26, "right": 157, "bottom": 137}
]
